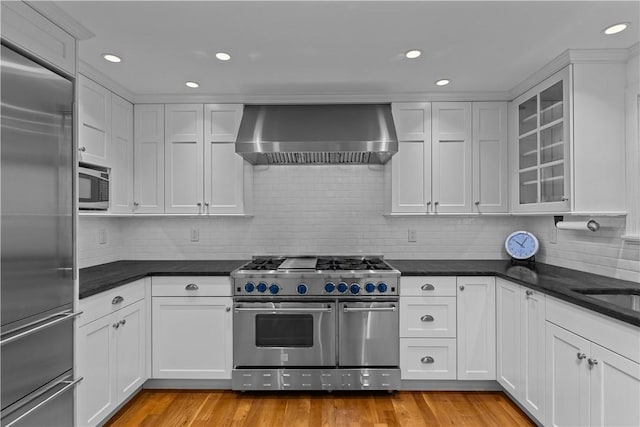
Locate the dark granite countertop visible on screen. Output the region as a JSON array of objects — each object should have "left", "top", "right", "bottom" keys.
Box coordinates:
[
  {"left": 80, "top": 259, "right": 640, "bottom": 327},
  {"left": 388, "top": 259, "right": 640, "bottom": 327},
  {"left": 79, "top": 260, "right": 247, "bottom": 299}
]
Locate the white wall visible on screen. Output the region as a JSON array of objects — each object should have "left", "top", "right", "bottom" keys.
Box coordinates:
[
  {"left": 79, "top": 166, "right": 523, "bottom": 267},
  {"left": 526, "top": 216, "right": 639, "bottom": 282},
  {"left": 79, "top": 165, "right": 640, "bottom": 282},
  {"left": 78, "top": 216, "right": 124, "bottom": 267}
]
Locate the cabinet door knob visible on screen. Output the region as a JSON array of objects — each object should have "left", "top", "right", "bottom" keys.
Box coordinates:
[
  {"left": 185, "top": 283, "right": 199, "bottom": 291},
  {"left": 119, "top": 319, "right": 126, "bottom": 326},
  {"left": 112, "top": 296, "right": 124, "bottom": 305},
  {"left": 420, "top": 314, "right": 434, "bottom": 322},
  {"left": 474, "top": 201, "right": 480, "bottom": 205},
  {"left": 588, "top": 358, "right": 598, "bottom": 367},
  {"left": 525, "top": 290, "right": 534, "bottom": 297},
  {"left": 226, "top": 306, "right": 231, "bottom": 312},
  {"left": 459, "top": 285, "right": 465, "bottom": 291},
  {"left": 421, "top": 284, "right": 435, "bottom": 291},
  {"left": 112, "top": 323, "right": 120, "bottom": 329},
  {"left": 421, "top": 356, "right": 435, "bottom": 364},
  {"left": 196, "top": 202, "right": 202, "bottom": 206},
  {"left": 561, "top": 196, "right": 569, "bottom": 201},
  {"left": 426, "top": 201, "right": 431, "bottom": 206},
  {"left": 133, "top": 202, "right": 139, "bottom": 207},
  {"left": 577, "top": 352, "right": 587, "bottom": 360},
  {"left": 78, "top": 146, "right": 86, "bottom": 152},
  {"left": 434, "top": 201, "right": 439, "bottom": 206}
]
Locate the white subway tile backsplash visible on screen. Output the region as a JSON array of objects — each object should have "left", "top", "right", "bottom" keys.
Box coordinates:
[{"left": 78, "top": 166, "right": 639, "bottom": 281}]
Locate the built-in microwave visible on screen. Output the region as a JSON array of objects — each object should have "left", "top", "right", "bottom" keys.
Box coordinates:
[{"left": 79, "top": 164, "right": 109, "bottom": 210}]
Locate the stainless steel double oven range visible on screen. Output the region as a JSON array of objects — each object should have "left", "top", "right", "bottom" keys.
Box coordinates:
[{"left": 231, "top": 256, "right": 400, "bottom": 391}]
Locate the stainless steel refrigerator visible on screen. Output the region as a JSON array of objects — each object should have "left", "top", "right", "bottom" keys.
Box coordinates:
[{"left": 1, "top": 44, "right": 80, "bottom": 426}]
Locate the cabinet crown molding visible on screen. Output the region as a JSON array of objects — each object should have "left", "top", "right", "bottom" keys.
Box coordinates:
[
  {"left": 25, "top": 0, "right": 94, "bottom": 40},
  {"left": 509, "top": 47, "right": 633, "bottom": 100}
]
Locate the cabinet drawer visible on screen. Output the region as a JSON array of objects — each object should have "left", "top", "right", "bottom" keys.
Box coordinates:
[
  {"left": 151, "top": 276, "right": 231, "bottom": 297},
  {"left": 78, "top": 280, "right": 145, "bottom": 327},
  {"left": 400, "top": 297, "right": 456, "bottom": 338},
  {"left": 400, "top": 277, "right": 456, "bottom": 296},
  {"left": 400, "top": 338, "right": 457, "bottom": 380}
]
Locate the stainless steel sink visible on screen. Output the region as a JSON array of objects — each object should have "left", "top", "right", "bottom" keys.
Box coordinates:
[{"left": 572, "top": 289, "right": 640, "bottom": 312}]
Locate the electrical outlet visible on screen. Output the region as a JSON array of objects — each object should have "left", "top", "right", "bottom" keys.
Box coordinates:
[
  {"left": 408, "top": 229, "right": 417, "bottom": 242},
  {"left": 190, "top": 228, "right": 199, "bottom": 242},
  {"left": 98, "top": 229, "right": 107, "bottom": 245}
]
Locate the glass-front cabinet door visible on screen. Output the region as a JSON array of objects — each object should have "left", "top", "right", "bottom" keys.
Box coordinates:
[{"left": 512, "top": 67, "right": 571, "bottom": 212}]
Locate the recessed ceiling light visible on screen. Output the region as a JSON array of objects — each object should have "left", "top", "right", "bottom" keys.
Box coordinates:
[
  {"left": 603, "top": 22, "right": 629, "bottom": 35},
  {"left": 102, "top": 53, "right": 121, "bottom": 63},
  {"left": 405, "top": 49, "right": 421, "bottom": 59},
  {"left": 435, "top": 79, "right": 450, "bottom": 86},
  {"left": 185, "top": 81, "right": 199, "bottom": 88},
  {"left": 215, "top": 52, "right": 231, "bottom": 61}
]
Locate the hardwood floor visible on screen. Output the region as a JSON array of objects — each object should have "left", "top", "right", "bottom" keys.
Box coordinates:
[{"left": 105, "top": 390, "right": 535, "bottom": 427}]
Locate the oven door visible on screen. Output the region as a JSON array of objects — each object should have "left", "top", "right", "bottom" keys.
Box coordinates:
[
  {"left": 233, "top": 301, "right": 336, "bottom": 367},
  {"left": 338, "top": 301, "right": 399, "bottom": 367}
]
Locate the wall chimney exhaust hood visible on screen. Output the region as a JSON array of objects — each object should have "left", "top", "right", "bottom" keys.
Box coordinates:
[{"left": 235, "top": 104, "right": 398, "bottom": 165}]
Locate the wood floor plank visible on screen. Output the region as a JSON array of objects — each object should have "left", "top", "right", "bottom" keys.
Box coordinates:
[{"left": 105, "top": 389, "right": 535, "bottom": 427}]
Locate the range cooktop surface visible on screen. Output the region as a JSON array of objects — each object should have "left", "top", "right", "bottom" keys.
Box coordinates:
[
  {"left": 231, "top": 256, "right": 400, "bottom": 297},
  {"left": 235, "top": 256, "right": 396, "bottom": 272}
]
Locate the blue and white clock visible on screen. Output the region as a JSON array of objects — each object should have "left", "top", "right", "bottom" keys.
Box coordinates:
[{"left": 505, "top": 230, "right": 539, "bottom": 262}]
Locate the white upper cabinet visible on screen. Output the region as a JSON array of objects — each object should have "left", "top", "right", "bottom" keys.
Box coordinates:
[
  {"left": 160, "top": 103, "right": 251, "bottom": 215},
  {"left": 1, "top": 1, "right": 76, "bottom": 76},
  {"left": 389, "top": 102, "right": 505, "bottom": 214},
  {"left": 389, "top": 103, "right": 432, "bottom": 213},
  {"left": 78, "top": 75, "right": 111, "bottom": 167},
  {"left": 204, "top": 104, "right": 252, "bottom": 215},
  {"left": 109, "top": 95, "right": 134, "bottom": 213},
  {"left": 510, "top": 63, "right": 626, "bottom": 214},
  {"left": 472, "top": 102, "right": 508, "bottom": 213},
  {"left": 164, "top": 104, "right": 205, "bottom": 214},
  {"left": 432, "top": 102, "right": 472, "bottom": 213},
  {"left": 133, "top": 104, "right": 165, "bottom": 214}
]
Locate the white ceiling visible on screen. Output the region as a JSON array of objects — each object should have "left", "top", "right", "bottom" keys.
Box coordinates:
[{"left": 53, "top": 1, "right": 639, "bottom": 101}]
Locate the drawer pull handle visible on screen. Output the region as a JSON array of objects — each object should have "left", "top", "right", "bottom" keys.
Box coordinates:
[
  {"left": 185, "top": 284, "right": 199, "bottom": 291},
  {"left": 112, "top": 296, "right": 124, "bottom": 305},
  {"left": 420, "top": 315, "right": 434, "bottom": 322},
  {"left": 421, "top": 356, "right": 435, "bottom": 364},
  {"left": 421, "top": 284, "right": 435, "bottom": 291}
]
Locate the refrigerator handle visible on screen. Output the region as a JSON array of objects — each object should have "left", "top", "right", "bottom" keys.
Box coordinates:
[
  {"left": 0, "top": 311, "right": 82, "bottom": 346},
  {"left": 3, "top": 376, "right": 83, "bottom": 427}
]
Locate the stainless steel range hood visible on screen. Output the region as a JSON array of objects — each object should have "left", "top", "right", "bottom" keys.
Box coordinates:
[{"left": 235, "top": 104, "right": 398, "bottom": 165}]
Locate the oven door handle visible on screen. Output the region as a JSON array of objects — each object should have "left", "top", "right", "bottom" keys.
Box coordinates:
[
  {"left": 342, "top": 306, "right": 397, "bottom": 313},
  {"left": 234, "top": 307, "right": 333, "bottom": 313}
]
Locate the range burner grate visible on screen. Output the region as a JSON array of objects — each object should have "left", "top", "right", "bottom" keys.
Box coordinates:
[{"left": 242, "top": 258, "right": 283, "bottom": 271}]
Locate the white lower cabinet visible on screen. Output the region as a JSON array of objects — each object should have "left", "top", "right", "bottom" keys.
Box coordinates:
[
  {"left": 456, "top": 276, "right": 496, "bottom": 380},
  {"left": 496, "top": 278, "right": 545, "bottom": 424},
  {"left": 76, "top": 281, "right": 147, "bottom": 427},
  {"left": 546, "top": 297, "right": 640, "bottom": 427},
  {"left": 151, "top": 277, "right": 232, "bottom": 379}
]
